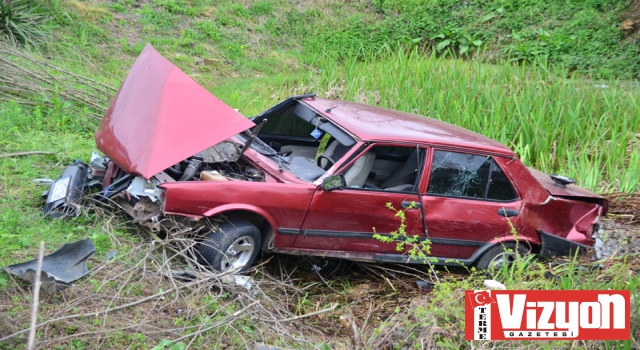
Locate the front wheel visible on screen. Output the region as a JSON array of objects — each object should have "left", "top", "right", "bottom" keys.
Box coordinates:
[
  {"left": 474, "top": 242, "right": 530, "bottom": 270},
  {"left": 198, "top": 220, "right": 261, "bottom": 273}
]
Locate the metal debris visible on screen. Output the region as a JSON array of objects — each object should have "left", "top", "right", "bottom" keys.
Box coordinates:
[{"left": 4, "top": 239, "right": 95, "bottom": 293}]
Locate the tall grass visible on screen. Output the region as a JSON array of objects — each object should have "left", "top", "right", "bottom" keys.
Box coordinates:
[{"left": 213, "top": 49, "right": 640, "bottom": 193}]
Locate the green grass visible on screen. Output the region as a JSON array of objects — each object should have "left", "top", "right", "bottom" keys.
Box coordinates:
[{"left": 24, "top": 0, "right": 640, "bottom": 80}]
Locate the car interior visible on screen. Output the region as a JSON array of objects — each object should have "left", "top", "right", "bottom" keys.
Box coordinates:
[
  {"left": 252, "top": 100, "right": 423, "bottom": 191},
  {"left": 338, "top": 146, "right": 422, "bottom": 192}
]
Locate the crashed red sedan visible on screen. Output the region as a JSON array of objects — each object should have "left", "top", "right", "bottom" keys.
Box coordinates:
[{"left": 44, "top": 45, "right": 607, "bottom": 272}]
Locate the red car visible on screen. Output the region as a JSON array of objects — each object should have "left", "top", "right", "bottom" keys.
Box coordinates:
[{"left": 44, "top": 45, "right": 607, "bottom": 272}]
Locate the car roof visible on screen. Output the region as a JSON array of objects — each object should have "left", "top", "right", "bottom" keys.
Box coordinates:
[{"left": 301, "top": 97, "right": 515, "bottom": 157}]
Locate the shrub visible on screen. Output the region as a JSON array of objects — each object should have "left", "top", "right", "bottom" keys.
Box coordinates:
[{"left": 0, "top": 0, "right": 48, "bottom": 46}]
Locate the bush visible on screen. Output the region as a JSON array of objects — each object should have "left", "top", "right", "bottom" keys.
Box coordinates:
[
  {"left": 302, "top": 0, "right": 638, "bottom": 79},
  {"left": 0, "top": 0, "right": 49, "bottom": 46}
]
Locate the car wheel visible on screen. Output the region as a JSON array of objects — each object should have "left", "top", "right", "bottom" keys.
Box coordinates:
[
  {"left": 198, "top": 220, "right": 261, "bottom": 273},
  {"left": 475, "top": 242, "right": 530, "bottom": 270}
]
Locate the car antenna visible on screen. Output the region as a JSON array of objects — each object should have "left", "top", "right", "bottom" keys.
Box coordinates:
[{"left": 325, "top": 105, "right": 338, "bottom": 113}]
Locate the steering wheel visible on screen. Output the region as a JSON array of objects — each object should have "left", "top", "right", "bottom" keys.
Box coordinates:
[{"left": 316, "top": 155, "right": 335, "bottom": 170}]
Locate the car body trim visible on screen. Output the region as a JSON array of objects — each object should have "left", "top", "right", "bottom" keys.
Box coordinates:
[
  {"left": 538, "top": 229, "right": 588, "bottom": 258},
  {"left": 277, "top": 228, "right": 300, "bottom": 235},
  {"left": 272, "top": 241, "right": 501, "bottom": 266},
  {"left": 277, "top": 228, "right": 486, "bottom": 247},
  {"left": 429, "top": 238, "right": 486, "bottom": 247}
]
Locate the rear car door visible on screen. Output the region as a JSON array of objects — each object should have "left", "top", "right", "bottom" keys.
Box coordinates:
[
  {"left": 293, "top": 144, "right": 427, "bottom": 254},
  {"left": 420, "top": 149, "right": 522, "bottom": 260}
]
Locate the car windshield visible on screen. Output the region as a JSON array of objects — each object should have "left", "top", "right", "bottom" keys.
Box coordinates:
[
  {"left": 244, "top": 98, "right": 356, "bottom": 182},
  {"left": 235, "top": 133, "right": 292, "bottom": 171}
]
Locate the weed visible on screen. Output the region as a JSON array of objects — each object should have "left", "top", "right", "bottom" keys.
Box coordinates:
[
  {"left": 0, "top": 0, "right": 49, "bottom": 46},
  {"left": 249, "top": 0, "right": 273, "bottom": 17},
  {"left": 373, "top": 202, "right": 435, "bottom": 264}
]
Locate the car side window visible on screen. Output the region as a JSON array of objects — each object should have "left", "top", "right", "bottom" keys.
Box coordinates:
[
  {"left": 338, "top": 145, "right": 425, "bottom": 193},
  {"left": 427, "top": 150, "right": 517, "bottom": 201}
]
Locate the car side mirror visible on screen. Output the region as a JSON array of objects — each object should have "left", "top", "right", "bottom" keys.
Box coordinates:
[{"left": 322, "top": 174, "right": 346, "bottom": 191}]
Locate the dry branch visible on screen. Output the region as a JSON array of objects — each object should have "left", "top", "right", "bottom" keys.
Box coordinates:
[
  {"left": 0, "top": 151, "right": 55, "bottom": 158},
  {"left": 27, "top": 242, "right": 44, "bottom": 350},
  {"left": 0, "top": 270, "right": 232, "bottom": 343},
  {"left": 0, "top": 43, "right": 116, "bottom": 120},
  {"left": 340, "top": 313, "right": 364, "bottom": 350},
  {"left": 279, "top": 303, "right": 338, "bottom": 322}
]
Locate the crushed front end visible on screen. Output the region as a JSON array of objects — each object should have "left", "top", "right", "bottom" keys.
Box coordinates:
[{"left": 43, "top": 148, "right": 268, "bottom": 234}]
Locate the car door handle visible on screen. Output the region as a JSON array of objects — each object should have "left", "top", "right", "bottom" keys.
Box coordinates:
[
  {"left": 498, "top": 208, "right": 519, "bottom": 217},
  {"left": 401, "top": 200, "right": 421, "bottom": 209}
]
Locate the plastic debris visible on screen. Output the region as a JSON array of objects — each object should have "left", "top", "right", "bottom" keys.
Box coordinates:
[
  {"left": 4, "top": 239, "right": 95, "bottom": 293},
  {"left": 483, "top": 279, "right": 507, "bottom": 290}
]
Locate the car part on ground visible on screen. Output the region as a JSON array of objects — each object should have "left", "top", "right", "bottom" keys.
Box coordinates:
[
  {"left": 42, "top": 162, "right": 88, "bottom": 218},
  {"left": 4, "top": 239, "right": 95, "bottom": 293}
]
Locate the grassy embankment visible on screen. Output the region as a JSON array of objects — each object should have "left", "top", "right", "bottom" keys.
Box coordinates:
[{"left": 0, "top": 0, "right": 638, "bottom": 348}]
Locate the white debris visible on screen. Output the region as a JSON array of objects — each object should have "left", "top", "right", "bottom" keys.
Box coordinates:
[
  {"left": 484, "top": 279, "right": 507, "bottom": 290},
  {"left": 33, "top": 178, "right": 54, "bottom": 185},
  {"left": 221, "top": 274, "right": 254, "bottom": 290}
]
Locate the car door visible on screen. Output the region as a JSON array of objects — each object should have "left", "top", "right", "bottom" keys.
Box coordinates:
[
  {"left": 294, "top": 144, "right": 427, "bottom": 254},
  {"left": 420, "top": 149, "right": 522, "bottom": 260}
]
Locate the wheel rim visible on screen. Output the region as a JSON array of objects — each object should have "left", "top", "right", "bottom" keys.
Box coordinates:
[
  {"left": 488, "top": 251, "right": 518, "bottom": 270},
  {"left": 220, "top": 236, "right": 255, "bottom": 271}
]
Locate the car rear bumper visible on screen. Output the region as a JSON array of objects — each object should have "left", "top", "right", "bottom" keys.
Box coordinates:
[{"left": 538, "top": 229, "right": 588, "bottom": 258}]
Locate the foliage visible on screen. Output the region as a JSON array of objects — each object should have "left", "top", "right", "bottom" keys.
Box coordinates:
[
  {"left": 302, "top": 0, "right": 639, "bottom": 79},
  {"left": 0, "top": 0, "right": 49, "bottom": 45},
  {"left": 373, "top": 202, "right": 435, "bottom": 263},
  {"left": 30, "top": 0, "right": 640, "bottom": 80}
]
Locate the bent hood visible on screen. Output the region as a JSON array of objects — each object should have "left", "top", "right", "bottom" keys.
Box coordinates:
[{"left": 95, "top": 44, "right": 254, "bottom": 179}]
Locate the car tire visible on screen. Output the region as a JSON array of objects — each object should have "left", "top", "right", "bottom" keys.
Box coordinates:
[
  {"left": 198, "top": 220, "right": 261, "bottom": 273},
  {"left": 474, "top": 242, "right": 530, "bottom": 270}
]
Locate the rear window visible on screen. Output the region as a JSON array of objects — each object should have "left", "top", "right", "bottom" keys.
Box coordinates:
[{"left": 427, "top": 150, "right": 517, "bottom": 201}]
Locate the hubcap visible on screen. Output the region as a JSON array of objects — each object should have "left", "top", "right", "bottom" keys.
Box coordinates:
[
  {"left": 488, "top": 251, "right": 518, "bottom": 270},
  {"left": 220, "top": 236, "right": 255, "bottom": 271}
]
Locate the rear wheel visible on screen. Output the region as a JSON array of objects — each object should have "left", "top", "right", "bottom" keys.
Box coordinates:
[
  {"left": 198, "top": 220, "right": 261, "bottom": 273},
  {"left": 475, "top": 242, "right": 530, "bottom": 270}
]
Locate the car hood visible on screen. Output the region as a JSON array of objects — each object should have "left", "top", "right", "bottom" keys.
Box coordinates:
[
  {"left": 528, "top": 167, "right": 606, "bottom": 200},
  {"left": 94, "top": 44, "right": 255, "bottom": 179}
]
